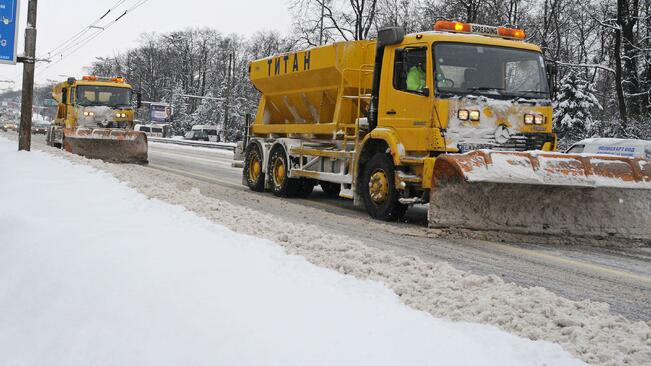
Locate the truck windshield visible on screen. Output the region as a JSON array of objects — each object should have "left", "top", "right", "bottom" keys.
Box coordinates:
[
  {"left": 76, "top": 86, "right": 132, "bottom": 107},
  {"left": 433, "top": 43, "right": 549, "bottom": 100}
]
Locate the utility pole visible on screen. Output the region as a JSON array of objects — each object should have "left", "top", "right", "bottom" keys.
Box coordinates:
[
  {"left": 18, "top": 0, "right": 38, "bottom": 151},
  {"left": 223, "top": 52, "right": 233, "bottom": 141}
]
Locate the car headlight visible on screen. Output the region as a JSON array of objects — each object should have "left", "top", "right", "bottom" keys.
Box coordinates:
[
  {"left": 469, "top": 110, "right": 480, "bottom": 122},
  {"left": 534, "top": 114, "right": 545, "bottom": 125},
  {"left": 84, "top": 111, "right": 95, "bottom": 117},
  {"left": 458, "top": 109, "right": 469, "bottom": 121},
  {"left": 524, "top": 114, "right": 535, "bottom": 124}
]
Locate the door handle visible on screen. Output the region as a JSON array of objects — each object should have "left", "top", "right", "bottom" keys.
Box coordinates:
[{"left": 386, "top": 110, "right": 397, "bottom": 115}]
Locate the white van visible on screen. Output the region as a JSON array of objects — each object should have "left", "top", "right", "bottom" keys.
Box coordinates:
[
  {"left": 135, "top": 124, "right": 171, "bottom": 138},
  {"left": 566, "top": 138, "right": 651, "bottom": 159},
  {"left": 191, "top": 125, "right": 221, "bottom": 142}
]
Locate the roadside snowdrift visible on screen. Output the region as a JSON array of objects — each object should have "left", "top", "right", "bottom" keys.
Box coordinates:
[
  {"left": 3, "top": 134, "right": 650, "bottom": 366},
  {"left": 0, "top": 137, "right": 584, "bottom": 365}
]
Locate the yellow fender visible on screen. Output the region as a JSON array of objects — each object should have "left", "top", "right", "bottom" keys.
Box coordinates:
[{"left": 364, "top": 128, "right": 405, "bottom": 166}]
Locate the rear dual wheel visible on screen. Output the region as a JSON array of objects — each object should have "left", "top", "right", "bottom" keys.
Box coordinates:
[
  {"left": 244, "top": 144, "right": 265, "bottom": 191},
  {"left": 268, "top": 145, "right": 304, "bottom": 198}
]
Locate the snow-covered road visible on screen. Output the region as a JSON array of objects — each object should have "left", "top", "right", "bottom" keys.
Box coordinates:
[
  {"left": 144, "top": 141, "right": 651, "bottom": 322},
  {"left": 0, "top": 137, "right": 586, "bottom": 365}
]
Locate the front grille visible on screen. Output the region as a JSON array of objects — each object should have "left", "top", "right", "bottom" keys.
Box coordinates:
[
  {"left": 458, "top": 133, "right": 554, "bottom": 152},
  {"left": 494, "top": 133, "right": 554, "bottom": 151}
]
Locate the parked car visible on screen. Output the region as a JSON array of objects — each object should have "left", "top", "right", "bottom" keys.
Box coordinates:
[
  {"left": 191, "top": 125, "right": 220, "bottom": 142},
  {"left": 1, "top": 123, "right": 17, "bottom": 132},
  {"left": 184, "top": 130, "right": 210, "bottom": 141},
  {"left": 566, "top": 138, "right": 651, "bottom": 159}
]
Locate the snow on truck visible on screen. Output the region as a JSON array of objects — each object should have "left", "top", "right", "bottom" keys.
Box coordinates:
[
  {"left": 243, "top": 22, "right": 651, "bottom": 239},
  {"left": 47, "top": 76, "right": 148, "bottom": 164}
]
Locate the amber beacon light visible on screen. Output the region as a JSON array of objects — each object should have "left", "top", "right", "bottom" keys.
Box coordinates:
[{"left": 434, "top": 20, "right": 526, "bottom": 40}]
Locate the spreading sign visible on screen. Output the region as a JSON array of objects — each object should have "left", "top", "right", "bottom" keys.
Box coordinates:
[{"left": 0, "top": 0, "right": 19, "bottom": 65}]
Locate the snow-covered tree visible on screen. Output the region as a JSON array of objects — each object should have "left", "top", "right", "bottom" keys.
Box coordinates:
[
  {"left": 553, "top": 72, "right": 602, "bottom": 144},
  {"left": 168, "top": 84, "right": 190, "bottom": 135},
  {"left": 189, "top": 92, "right": 223, "bottom": 138}
]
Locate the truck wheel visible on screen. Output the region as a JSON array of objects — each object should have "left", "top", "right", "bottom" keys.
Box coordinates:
[
  {"left": 361, "top": 153, "right": 407, "bottom": 221},
  {"left": 320, "top": 181, "right": 341, "bottom": 197},
  {"left": 268, "top": 145, "right": 301, "bottom": 197},
  {"left": 297, "top": 179, "right": 316, "bottom": 198},
  {"left": 243, "top": 144, "right": 265, "bottom": 192}
]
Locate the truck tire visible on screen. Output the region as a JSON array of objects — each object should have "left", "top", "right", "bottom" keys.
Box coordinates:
[
  {"left": 243, "top": 144, "right": 265, "bottom": 192},
  {"left": 297, "top": 179, "right": 316, "bottom": 198},
  {"left": 320, "top": 181, "right": 341, "bottom": 197},
  {"left": 361, "top": 153, "right": 407, "bottom": 221},
  {"left": 268, "top": 145, "right": 301, "bottom": 197}
]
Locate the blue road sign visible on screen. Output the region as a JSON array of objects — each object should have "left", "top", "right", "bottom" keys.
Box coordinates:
[{"left": 0, "top": 0, "right": 19, "bottom": 65}]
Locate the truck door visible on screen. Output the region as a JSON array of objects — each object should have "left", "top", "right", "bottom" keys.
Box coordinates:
[{"left": 379, "top": 45, "right": 433, "bottom": 132}]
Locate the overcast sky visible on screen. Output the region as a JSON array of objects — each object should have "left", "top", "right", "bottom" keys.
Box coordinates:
[{"left": 0, "top": 0, "right": 293, "bottom": 90}]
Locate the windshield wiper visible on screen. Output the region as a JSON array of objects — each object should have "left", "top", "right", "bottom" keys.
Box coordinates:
[
  {"left": 515, "top": 90, "right": 548, "bottom": 96},
  {"left": 463, "top": 87, "right": 505, "bottom": 95}
]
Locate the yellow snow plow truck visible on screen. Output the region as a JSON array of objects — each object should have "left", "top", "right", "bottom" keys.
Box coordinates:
[
  {"left": 47, "top": 76, "right": 148, "bottom": 164},
  {"left": 244, "top": 21, "right": 651, "bottom": 240}
]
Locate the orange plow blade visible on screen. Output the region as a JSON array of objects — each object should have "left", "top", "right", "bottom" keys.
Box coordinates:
[
  {"left": 429, "top": 151, "right": 651, "bottom": 241},
  {"left": 63, "top": 128, "right": 148, "bottom": 164}
]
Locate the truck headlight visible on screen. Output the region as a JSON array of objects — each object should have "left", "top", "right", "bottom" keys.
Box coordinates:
[
  {"left": 469, "top": 110, "right": 480, "bottom": 121},
  {"left": 115, "top": 113, "right": 127, "bottom": 118},
  {"left": 524, "top": 114, "right": 535, "bottom": 124},
  {"left": 534, "top": 114, "right": 545, "bottom": 125},
  {"left": 458, "top": 109, "right": 469, "bottom": 121}
]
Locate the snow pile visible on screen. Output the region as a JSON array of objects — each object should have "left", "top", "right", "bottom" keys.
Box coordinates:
[
  {"left": 0, "top": 137, "right": 584, "bottom": 365},
  {"left": 5, "top": 134, "right": 651, "bottom": 366}
]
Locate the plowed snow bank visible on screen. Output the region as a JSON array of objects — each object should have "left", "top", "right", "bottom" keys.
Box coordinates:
[{"left": 0, "top": 137, "right": 584, "bottom": 366}]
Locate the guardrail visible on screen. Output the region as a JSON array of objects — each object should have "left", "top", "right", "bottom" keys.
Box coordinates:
[{"left": 148, "top": 137, "right": 236, "bottom": 151}]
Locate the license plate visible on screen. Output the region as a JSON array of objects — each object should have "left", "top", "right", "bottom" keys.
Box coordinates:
[{"left": 458, "top": 143, "right": 493, "bottom": 153}]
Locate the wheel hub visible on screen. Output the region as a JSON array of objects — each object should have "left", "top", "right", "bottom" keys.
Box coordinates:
[
  {"left": 273, "top": 158, "right": 286, "bottom": 186},
  {"left": 369, "top": 169, "right": 389, "bottom": 205},
  {"left": 249, "top": 153, "right": 261, "bottom": 182}
]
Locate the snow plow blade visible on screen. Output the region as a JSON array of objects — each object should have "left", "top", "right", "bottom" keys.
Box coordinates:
[
  {"left": 429, "top": 151, "right": 651, "bottom": 241},
  {"left": 63, "top": 128, "right": 148, "bottom": 164}
]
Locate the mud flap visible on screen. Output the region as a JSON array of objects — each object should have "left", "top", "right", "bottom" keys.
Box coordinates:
[
  {"left": 63, "top": 128, "right": 148, "bottom": 164},
  {"left": 429, "top": 151, "right": 651, "bottom": 241}
]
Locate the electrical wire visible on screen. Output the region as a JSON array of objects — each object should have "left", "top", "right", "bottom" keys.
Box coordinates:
[
  {"left": 39, "top": 0, "right": 129, "bottom": 59},
  {"left": 39, "top": 0, "right": 150, "bottom": 74}
]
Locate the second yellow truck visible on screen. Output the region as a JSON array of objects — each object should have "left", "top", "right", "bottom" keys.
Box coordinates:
[{"left": 47, "top": 76, "right": 148, "bottom": 164}]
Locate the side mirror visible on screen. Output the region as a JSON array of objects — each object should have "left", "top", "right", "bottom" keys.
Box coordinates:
[
  {"left": 377, "top": 27, "right": 405, "bottom": 48},
  {"left": 136, "top": 92, "right": 142, "bottom": 109},
  {"left": 420, "top": 87, "right": 430, "bottom": 97}
]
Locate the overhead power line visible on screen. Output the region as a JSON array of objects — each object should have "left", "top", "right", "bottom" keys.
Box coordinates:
[
  {"left": 39, "top": 0, "right": 129, "bottom": 59},
  {"left": 39, "top": 0, "right": 150, "bottom": 74}
]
